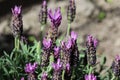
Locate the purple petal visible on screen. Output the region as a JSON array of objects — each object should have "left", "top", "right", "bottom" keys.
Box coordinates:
[
  {"left": 43, "top": 0, "right": 47, "bottom": 6},
  {"left": 43, "top": 38, "right": 51, "bottom": 49},
  {"left": 21, "top": 77, "right": 24, "bottom": 80},
  {"left": 41, "top": 72, "right": 47, "bottom": 80},
  {"left": 93, "top": 38, "right": 98, "bottom": 48},
  {"left": 85, "top": 74, "right": 97, "bottom": 80},
  {"left": 71, "top": 31, "right": 78, "bottom": 41},
  {"left": 48, "top": 9, "right": 53, "bottom": 20},
  {"left": 115, "top": 55, "right": 120, "bottom": 61},
  {"left": 66, "top": 39, "right": 72, "bottom": 49}
]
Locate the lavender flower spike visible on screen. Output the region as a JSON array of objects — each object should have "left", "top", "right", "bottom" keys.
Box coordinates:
[
  {"left": 39, "top": 0, "right": 47, "bottom": 25},
  {"left": 25, "top": 62, "right": 38, "bottom": 73},
  {"left": 41, "top": 72, "right": 48, "bottom": 80},
  {"left": 48, "top": 7, "right": 62, "bottom": 28},
  {"left": 85, "top": 74, "right": 97, "bottom": 80},
  {"left": 86, "top": 35, "right": 98, "bottom": 65},
  {"left": 12, "top": 6, "right": 21, "bottom": 16},
  {"left": 111, "top": 55, "right": 120, "bottom": 76},
  {"left": 87, "top": 35, "right": 98, "bottom": 48},
  {"left": 11, "top": 5, "right": 23, "bottom": 37},
  {"left": 52, "top": 58, "right": 62, "bottom": 72},
  {"left": 43, "top": 38, "right": 52, "bottom": 49}
]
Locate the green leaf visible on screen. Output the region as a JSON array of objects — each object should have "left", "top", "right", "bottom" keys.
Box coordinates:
[
  {"left": 105, "top": 0, "right": 113, "bottom": 3},
  {"left": 79, "top": 53, "right": 85, "bottom": 58},
  {"left": 2, "top": 66, "right": 10, "bottom": 77},
  {"left": 101, "top": 55, "right": 106, "bottom": 65},
  {"left": 98, "top": 11, "right": 106, "bottom": 21}
]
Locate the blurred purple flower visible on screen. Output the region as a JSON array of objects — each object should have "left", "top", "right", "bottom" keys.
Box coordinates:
[
  {"left": 43, "top": 38, "right": 52, "bottom": 49},
  {"left": 66, "top": 63, "right": 70, "bottom": 73},
  {"left": 54, "top": 46, "right": 60, "bottom": 58},
  {"left": 66, "top": 39, "right": 72, "bottom": 49},
  {"left": 12, "top": 6, "right": 21, "bottom": 15},
  {"left": 25, "top": 62, "right": 38, "bottom": 73},
  {"left": 52, "top": 58, "right": 62, "bottom": 72},
  {"left": 41, "top": 72, "right": 48, "bottom": 80},
  {"left": 48, "top": 7, "right": 62, "bottom": 28},
  {"left": 87, "top": 35, "right": 98, "bottom": 48},
  {"left": 70, "top": 31, "right": 78, "bottom": 41},
  {"left": 21, "top": 77, "right": 24, "bottom": 80},
  {"left": 115, "top": 55, "right": 120, "bottom": 62},
  {"left": 43, "top": 0, "right": 47, "bottom": 6},
  {"left": 85, "top": 74, "right": 97, "bottom": 80}
]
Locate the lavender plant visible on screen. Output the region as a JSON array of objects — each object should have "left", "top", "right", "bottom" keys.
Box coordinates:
[
  {"left": 0, "top": 0, "right": 120, "bottom": 80},
  {"left": 67, "top": 0, "right": 76, "bottom": 36},
  {"left": 11, "top": 6, "right": 23, "bottom": 50}
]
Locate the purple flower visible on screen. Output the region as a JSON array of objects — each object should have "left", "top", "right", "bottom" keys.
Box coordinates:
[
  {"left": 41, "top": 72, "right": 48, "bottom": 80},
  {"left": 85, "top": 74, "right": 97, "bottom": 80},
  {"left": 115, "top": 55, "right": 120, "bottom": 62},
  {"left": 52, "top": 58, "right": 62, "bottom": 72},
  {"left": 48, "top": 7, "right": 62, "bottom": 28},
  {"left": 61, "top": 40, "right": 72, "bottom": 50},
  {"left": 54, "top": 46, "right": 60, "bottom": 58},
  {"left": 21, "top": 77, "right": 24, "bottom": 80},
  {"left": 66, "top": 63, "right": 70, "bottom": 73},
  {"left": 66, "top": 39, "right": 72, "bottom": 49},
  {"left": 70, "top": 31, "right": 78, "bottom": 41},
  {"left": 43, "top": 38, "right": 52, "bottom": 49},
  {"left": 25, "top": 62, "right": 38, "bottom": 73},
  {"left": 11, "top": 6, "right": 21, "bottom": 15},
  {"left": 43, "top": 0, "right": 47, "bottom": 6},
  {"left": 87, "top": 35, "right": 98, "bottom": 48}
]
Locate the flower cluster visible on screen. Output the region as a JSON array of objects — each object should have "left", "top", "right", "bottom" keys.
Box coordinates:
[
  {"left": 67, "top": 0, "right": 76, "bottom": 23},
  {"left": 41, "top": 38, "right": 52, "bottom": 67},
  {"left": 52, "top": 58, "right": 62, "bottom": 80},
  {"left": 48, "top": 7, "right": 62, "bottom": 28},
  {"left": 25, "top": 62, "right": 38, "bottom": 73},
  {"left": 45, "top": 7, "right": 62, "bottom": 48},
  {"left": 41, "top": 72, "right": 48, "bottom": 80},
  {"left": 111, "top": 55, "right": 120, "bottom": 76},
  {"left": 11, "top": 6, "right": 23, "bottom": 37},
  {"left": 24, "top": 62, "right": 38, "bottom": 80},
  {"left": 39, "top": 0, "right": 47, "bottom": 25},
  {"left": 8, "top": 1, "right": 118, "bottom": 80},
  {"left": 85, "top": 74, "right": 97, "bottom": 80},
  {"left": 86, "top": 35, "right": 98, "bottom": 66}
]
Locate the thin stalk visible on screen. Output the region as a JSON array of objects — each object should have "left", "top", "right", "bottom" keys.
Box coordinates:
[
  {"left": 111, "top": 74, "right": 115, "bottom": 80},
  {"left": 89, "top": 66, "right": 93, "bottom": 74},
  {"left": 67, "top": 23, "right": 71, "bottom": 36},
  {"left": 40, "top": 25, "right": 45, "bottom": 41},
  {"left": 62, "top": 70, "right": 65, "bottom": 80},
  {"left": 14, "top": 36, "right": 20, "bottom": 50},
  {"left": 17, "top": 38, "right": 20, "bottom": 50},
  {"left": 71, "top": 68, "right": 75, "bottom": 80}
]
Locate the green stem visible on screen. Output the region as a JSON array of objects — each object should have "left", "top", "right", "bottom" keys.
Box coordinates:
[
  {"left": 71, "top": 68, "right": 75, "bottom": 80},
  {"left": 15, "top": 37, "right": 17, "bottom": 49},
  {"left": 111, "top": 74, "right": 115, "bottom": 80},
  {"left": 40, "top": 25, "right": 45, "bottom": 41},
  {"left": 62, "top": 70, "right": 65, "bottom": 80},
  {"left": 67, "top": 23, "right": 71, "bottom": 36},
  {"left": 15, "top": 36, "right": 19, "bottom": 50},
  {"left": 89, "top": 66, "right": 93, "bottom": 74},
  {"left": 17, "top": 38, "right": 19, "bottom": 50}
]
